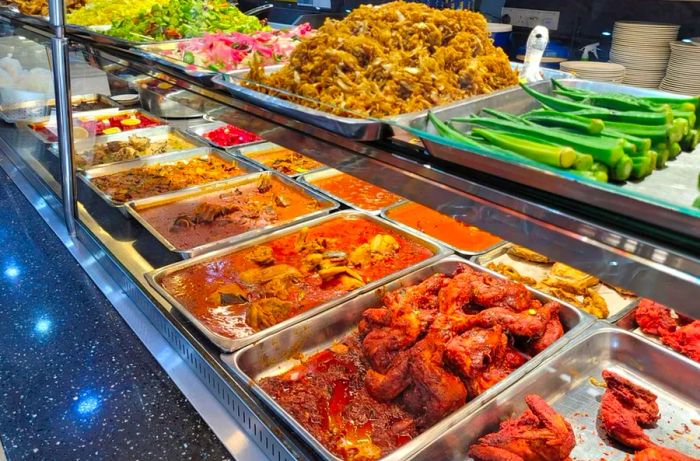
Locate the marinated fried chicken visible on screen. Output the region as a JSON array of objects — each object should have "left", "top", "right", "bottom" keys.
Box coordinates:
[
  {"left": 468, "top": 394, "right": 575, "bottom": 461},
  {"left": 633, "top": 446, "right": 700, "bottom": 461},
  {"left": 599, "top": 370, "right": 660, "bottom": 450},
  {"left": 361, "top": 263, "right": 564, "bottom": 429},
  {"left": 634, "top": 299, "right": 699, "bottom": 362}
]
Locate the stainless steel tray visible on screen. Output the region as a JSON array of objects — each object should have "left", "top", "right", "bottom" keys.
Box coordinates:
[
  {"left": 298, "top": 168, "right": 403, "bottom": 215},
  {"left": 66, "top": 23, "right": 175, "bottom": 48},
  {"left": 132, "top": 40, "right": 217, "bottom": 83},
  {"left": 614, "top": 303, "right": 698, "bottom": 362},
  {"left": 405, "top": 79, "right": 700, "bottom": 230},
  {"left": 78, "top": 147, "right": 259, "bottom": 215},
  {"left": 50, "top": 125, "right": 206, "bottom": 170},
  {"left": 17, "top": 107, "right": 121, "bottom": 143},
  {"left": 212, "top": 72, "right": 390, "bottom": 141},
  {"left": 235, "top": 142, "right": 327, "bottom": 178},
  {"left": 474, "top": 243, "right": 639, "bottom": 322},
  {"left": 126, "top": 170, "right": 339, "bottom": 258},
  {"left": 146, "top": 210, "right": 450, "bottom": 352},
  {"left": 380, "top": 199, "right": 505, "bottom": 257},
  {"left": 224, "top": 256, "right": 594, "bottom": 461},
  {"left": 137, "top": 79, "right": 205, "bottom": 119},
  {"left": 186, "top": 120, "right": 265, "bottom": 151},
  {"left": 0, "top": 93, "right": 118, "bottom": 124},
  {"left": 408, "top": 324, "right": 700, "bottom": 461}
]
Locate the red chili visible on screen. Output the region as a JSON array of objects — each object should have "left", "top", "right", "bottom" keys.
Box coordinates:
[{"left": 203, "top": 125, "right": 262, "bottom": 147}]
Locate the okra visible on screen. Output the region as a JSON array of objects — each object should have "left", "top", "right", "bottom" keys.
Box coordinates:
[
  {"left": 567, "top": 169, "right": 609, "bottom": 182},
  {"left": 522, "top": 111, "right": 605, "bottom": 135},
  {"left": 471, "top": 128, "right": 576, "bottom": 168},
  {"left": 631, "top": 156, "right": 651, "bottom": 179},
  {"left": 610, "top": 155, "right": 633, "bottom": 181}
]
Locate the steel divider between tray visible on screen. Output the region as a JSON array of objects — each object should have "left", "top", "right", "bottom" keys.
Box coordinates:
[
  {"left": 222, "top": 255, "right": 594, "bottom": 461},
  {"left": 144, "top": 210, "right": 451, "bottom": 352},
  {"left": 125, "top": 170, "right": 341, "bottom": 258},
  {"left": 405, "top": 322, "right": 700, "bottom": 460}
]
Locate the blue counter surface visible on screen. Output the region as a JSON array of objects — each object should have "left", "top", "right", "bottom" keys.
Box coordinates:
[{"left": 0, "top": 170, "right": 233, "bottom": 460}]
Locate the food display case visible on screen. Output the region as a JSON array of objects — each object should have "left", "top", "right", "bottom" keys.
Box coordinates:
[{"left": 0, "top": 2, "right": 698, "bottom": 461}]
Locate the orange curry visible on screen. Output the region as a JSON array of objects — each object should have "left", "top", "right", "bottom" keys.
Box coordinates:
[
  {"left": 157, "top": 215, "right": 434, "bottom": 339},
  {"left": 386, "top": 201, "right": 501, "bottom": 253},
  {"left": 310, "top": 171, "right": 402, "bottom": 212}
]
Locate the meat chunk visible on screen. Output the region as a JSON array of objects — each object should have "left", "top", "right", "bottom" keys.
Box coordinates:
[
  {"left": 247, "top": 297, "right": 293, "bottom": 330},
  {"left": 661, "top": 320, "right": 700, "bottom": 362},
  {"left": 468, "top": 394, "right": 575, "bottom": 461},
  {"left": 247, "top": 246, "right": 274, "bottom": 266},
  {"left": 599, "top": 370, "right": 659, "bottom": 450},
  {"left": 239, "top": 264, "right": 301, "bottom": 285},
  {"left": 633, "top": 446, "right": 699, "bottom": 461},
  {"left": 635, "top": 299, "right": 679, "bottom": 337}
]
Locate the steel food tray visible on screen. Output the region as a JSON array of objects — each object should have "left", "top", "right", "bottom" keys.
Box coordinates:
[
  {"left": 49, "top": 125, "right": 206, "bottom": 170},
  {"left": 17, "top": 107, "right": 121, "bottom": 144},
  {"left": 137, "top": 79, "right": 204, "bottom": 119},
  {"left": 126, "top": 170, "right": 340, "bottom": 258},
  {"left": 298, "top": 168, "right": 403, "bottom": 215},
  {"left": 223, "top": 255, "right": 594, "bottom": 461},
  {"left": 614, "top": 303, "right": 697, "bottom": 362},
  {"left": 78, "top": 147, "right": 259, "bottom": 216},
  {"left": 408, "top": 324, "right": 700, "bottom": 461},
  {"left": 235, "top": 142, "right": 327, "bottom": 178},
  {"left": 132, "top": 40, "right": 217, "bottom": 83},
  {"left": 474, "top": 243, "right": 639, "bottom": 322},
  {"left": 405, "top": 78, "right": 700, "bottom": 231},
  {"left": 146, "top": 210, "right": 450, "bottom": 352},
  {"left": 380, "top": 199, "right": 505, "bottom": 257},
  {"left": 66, "top": 23, "right": 177, "bottom": 48},
  {"left": 0, "top": 93, "right": 118, "bottom": 124},
  {"left": 186, "top": 120, "right": 265, "bottom": 151},
  {"left": 212, "top": 72, "right": 390, "bottom": 141}
]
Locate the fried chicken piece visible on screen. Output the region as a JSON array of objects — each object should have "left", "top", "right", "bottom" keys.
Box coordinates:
[
  {"left": 468, "top": 394, "right": 575, "bottom": 461},
  {"left": 463, "top": 304, "right": 553, "bottom": 339},
  {"left": 361, "top": 310, "right": 426, "bottom": 372},
  {"left": 438, "top": 269, "right": 476, "bottom": 314},
  {"left": 633, "top": 446, "right": 700, "bottom": 461},
  {"left": 525, "top": 305, "right": 564, "bottom": 355},
  {"left": 661, "top": 320, "right": 700, "bottom": 363},
  {"left": 635, "top": 299, "right": 678, "bottom": 337},
  {"left": 445, "top": 325, "right": 507, "bottom": 380},
  {"left": 542, "top": 263, "right": 599, "bottom": 295},
  {"left": 599, "top": 370, "right": 659, "bottom": 450},
  {"left": 471, "top": 273, "right": 534, "bottom": 312}
]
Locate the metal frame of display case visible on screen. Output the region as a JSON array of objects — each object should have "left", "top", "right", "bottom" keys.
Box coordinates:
[{"left": 0, "top": 6, "right": 699, "bottom": 461}]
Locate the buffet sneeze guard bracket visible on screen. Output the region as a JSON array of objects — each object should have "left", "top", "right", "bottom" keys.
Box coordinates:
[{"left": 49, "top": 0, "right": 77, "bottom": 235}]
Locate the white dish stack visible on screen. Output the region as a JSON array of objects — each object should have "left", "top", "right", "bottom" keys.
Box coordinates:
[
  {"left": 659, "top": 42, "right": 700, "bottom": 95},
  {"left": 559, "top": 61, "right": 626, "bottom": 82},
  {"left": 609, "top": 21, "right": 679, "bottom": 88}
]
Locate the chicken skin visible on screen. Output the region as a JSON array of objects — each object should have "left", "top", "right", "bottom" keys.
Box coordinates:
[
  {"left": 599, "top": 370, "right": 659, "bottom": 450},
  {"left": 468, "top": 394, "right": 575, "bottom": 461},
  {"left": 633, "top": 446, "right": 700, "bottom": 461}
]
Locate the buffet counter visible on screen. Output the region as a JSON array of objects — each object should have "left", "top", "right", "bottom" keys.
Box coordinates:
[{"left": 0, "top": 7, "right": 698, "bottom": 461}]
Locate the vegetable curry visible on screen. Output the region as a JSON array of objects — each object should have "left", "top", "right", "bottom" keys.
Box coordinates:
[{"left": 157, "top": 215, "right": 434, "bottom": 340}]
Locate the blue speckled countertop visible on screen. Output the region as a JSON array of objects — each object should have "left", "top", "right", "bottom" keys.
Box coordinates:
[{"left": 0, "top": 171, "right": 233, "bottom": 461}]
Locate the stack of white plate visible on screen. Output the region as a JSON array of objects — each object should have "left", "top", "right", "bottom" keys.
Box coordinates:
[
  {"left": 659, "top": 41, "right": 700, "bottom": 94},
  {"left": 609, "top": 21, "right": 679, "bottom": 88},
  {"left": 559, "top": 61, "right": 626, "bottom": 82}
]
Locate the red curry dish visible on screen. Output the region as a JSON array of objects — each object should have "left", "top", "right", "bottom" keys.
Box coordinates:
[
  {"left": 259, "top": 264, "right": 566, "bottom": 460},
  {"left": 385, "top": 201, "right": 502, "bottom": 253},
  {"left": 136, "top": 174, "right": 330, "bottom": 251},
  {"left": 309, "top": 170, "right": 402, "bottom": 212},
  {"left": 157, "top": 215, "right": 435, "bottom": 340}
]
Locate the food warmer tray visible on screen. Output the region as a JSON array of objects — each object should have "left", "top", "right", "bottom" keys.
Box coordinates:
[
  {"left": 614, "top": 305, "right": 696, "bottom": 362},
  {"left": 131, "top": 40, "right": 218, "bottom": 84},
  {"left": 126, "top": 170, "right": 340, "bottom": 258},
  {"left": 146, "top": 210, "right": 451, "bottom": 352},
  {"left": 380, "top": 199, "right": 506, "bottom": 257},
  {"left": 223, "top": 255, "right": 594, "bottom": 461},
  {"left": 66, "top": 24, "right": 178, "bottom": 48},
  {"left": 78, "top": 147, "right": 260, "bottom": 216},
  {"left": 48, "top": 125, "right": 206, "bottom": 169},
  {"left": 234, "top": 142, "right": 327, "bottom": 178},
  {"left": 0, "top": 93, "right": 118, "bottom": 124},
  {"left": 186, "top": 120, "right": 265, "bottom": 151},
  {"left": 405, "top": 79, "right": 700, "bottom": 227},
  {"left": 298, "top": 168, "right": 402, "bottom": 215},
  {"left": 474, "top": 243, "right": 639, "bottom": 322},
  {"left": 213, "top": 63, "right": 573, "bottom": 141},
  {"left": 407, "top": 324, "right": 700, "bottom": 461},
  {"left": 17, "top": 107, "right": 121, "bottom": 144}
]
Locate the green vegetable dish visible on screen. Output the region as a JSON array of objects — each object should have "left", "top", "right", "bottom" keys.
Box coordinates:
[
  {"left": 426, "top": 80, "right": 700, "bottom": 184},
  {"left": 106, "top": 0, "right": 268, "bottom": 41}
]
